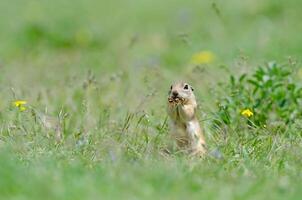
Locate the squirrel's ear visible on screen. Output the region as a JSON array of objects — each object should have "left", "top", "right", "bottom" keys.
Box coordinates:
[{"left": 190, "top": 86, "right": 194, "bottom": 91}]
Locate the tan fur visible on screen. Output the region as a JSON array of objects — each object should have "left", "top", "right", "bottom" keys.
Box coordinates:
[{"left": 167, "top": 81, "right": 206, "bottom": 156}]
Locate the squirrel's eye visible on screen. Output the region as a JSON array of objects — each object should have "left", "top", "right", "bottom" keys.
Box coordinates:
[
  {"left": 184, "top": 84, "right": 189, "bottom": 90},
  {"left": 170, "top": 85, "right": 172, "bottom": 90}
]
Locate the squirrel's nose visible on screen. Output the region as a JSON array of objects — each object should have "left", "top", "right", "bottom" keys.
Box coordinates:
[{"left": 172, "top": 91, "right": 178, "bottom": 97}]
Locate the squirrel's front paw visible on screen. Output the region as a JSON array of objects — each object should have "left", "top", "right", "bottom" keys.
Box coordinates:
[
  {"left": 168, "top": 97, "right": 185, "bottom": 106},
  {"left": 168, "top": 97, "right": 174, "bottom": 103}
]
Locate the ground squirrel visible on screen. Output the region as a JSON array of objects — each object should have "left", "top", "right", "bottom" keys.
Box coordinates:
[{"left": 167, "top": 81, "right": 206, "bottom": 156}]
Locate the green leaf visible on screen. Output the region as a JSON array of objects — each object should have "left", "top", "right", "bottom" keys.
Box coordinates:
[
  {"left": 239, "top": 74, "right": 247, "bottom": 82},
  {"left": 230, "top": 75, "right": 235, "bottom": 86},
  {"left": 247, "top": 79, "right": 260, "bottom": 87}
]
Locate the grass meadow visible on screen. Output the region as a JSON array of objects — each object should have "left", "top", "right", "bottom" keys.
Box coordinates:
[{"left": 0, "top": 0, "right": 302, "bottom": 199}]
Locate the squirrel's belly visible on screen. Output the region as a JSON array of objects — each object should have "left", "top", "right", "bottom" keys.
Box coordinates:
[{"left": 170, "top": 121, "right": 189, "bottom": 147}]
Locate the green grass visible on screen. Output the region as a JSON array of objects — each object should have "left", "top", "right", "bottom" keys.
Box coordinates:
[{"left": 0, "top": 0, "right": 302, "bottom": 199}]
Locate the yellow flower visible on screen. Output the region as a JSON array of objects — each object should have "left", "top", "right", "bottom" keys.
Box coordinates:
[
  {"left": 190, "top": 51, "right": 215, "bottom": 65},
  {"left": 14, "top": 100, "right": 27, "bottom": 107},
  {"left": 13, "top": 100, "right": 27, "bottom": 111},
  {"left": 241, "top": 109, "right": 254, "bottom": 117}
]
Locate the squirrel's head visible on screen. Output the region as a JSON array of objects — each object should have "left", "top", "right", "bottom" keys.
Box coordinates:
[{"left": 168, "top": 81, "right": 195, "bottom": 101}]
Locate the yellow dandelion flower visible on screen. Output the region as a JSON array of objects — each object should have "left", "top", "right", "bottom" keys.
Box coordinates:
[
  {"left": 13, "top": 100, "right": 27, "bottom": 111},
  {"left": 190, "top": 51, "right": 215, "bottom": 65},
  {"left": 14, "top": 100, "right": 27, "bottom": 107},
  {"left": 241, "top": 109, "right": 254, "bottom": 117}
]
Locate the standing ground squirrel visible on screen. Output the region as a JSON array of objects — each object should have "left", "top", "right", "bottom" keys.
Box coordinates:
[{"left": 167, "top": 81, "right": 206, "bottom": 156}]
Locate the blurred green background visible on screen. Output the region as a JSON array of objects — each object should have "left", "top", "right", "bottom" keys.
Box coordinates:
[
  {"left": 1, "top": 0, "right": 301, "bottom": 63},
  {"left": 0, "top": 0, "right": 302, "bottom": 199}
]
